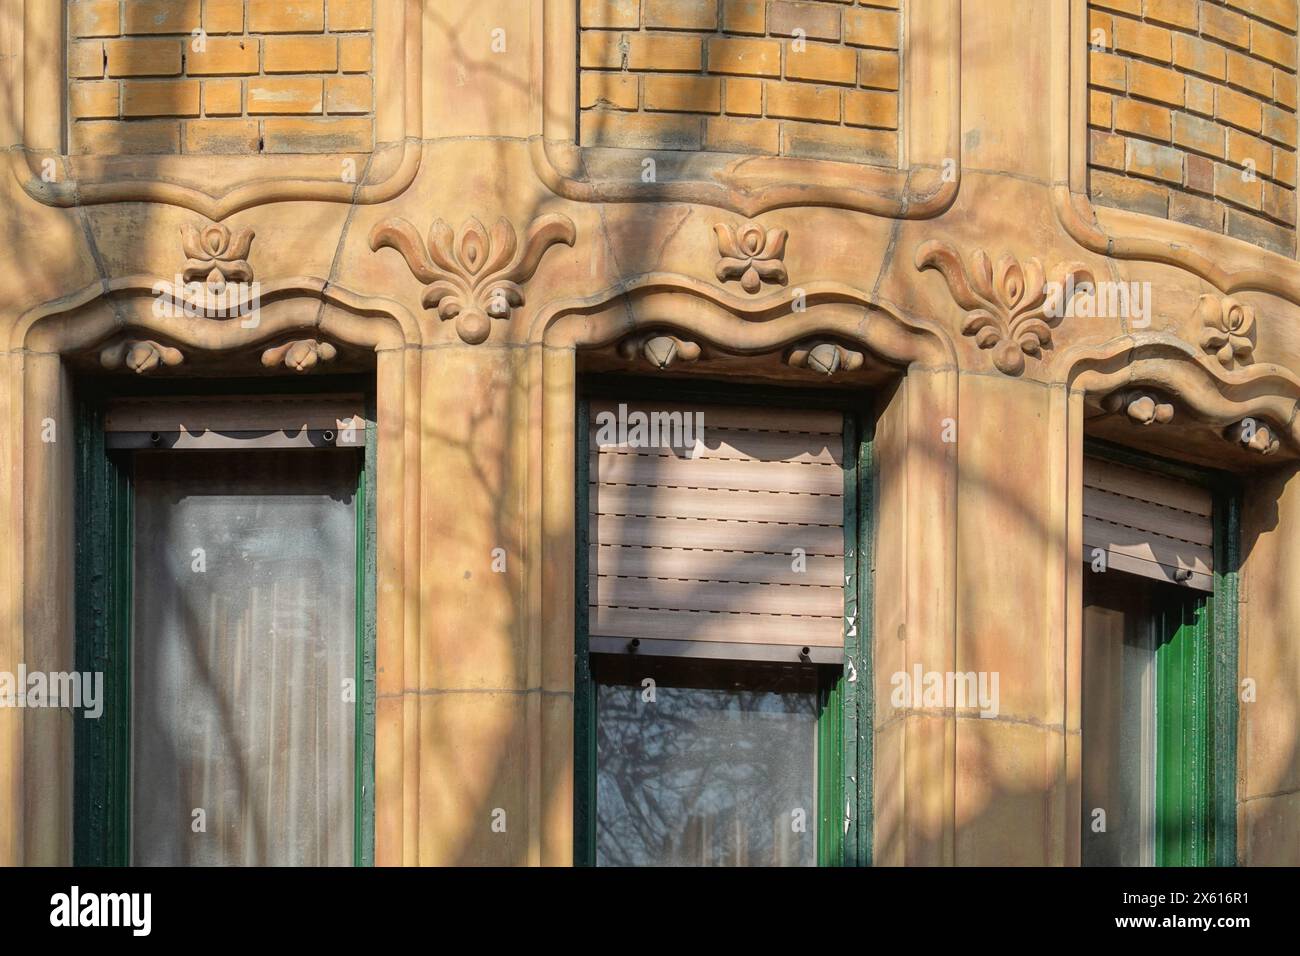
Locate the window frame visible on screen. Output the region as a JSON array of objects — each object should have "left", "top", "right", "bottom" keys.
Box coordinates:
[
  {"left": 72, "top": 376, "right": 378, "bottom": 867},
  {"left": 1081, "top": 438, "right": 1241, "bottom": 867},
  {"left": 574, "top": 376, "right": 873, "bottom": 867}
]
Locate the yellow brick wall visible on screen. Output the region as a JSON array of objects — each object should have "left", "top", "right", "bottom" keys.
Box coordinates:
[
  {"left": 67, "top": 0, "right": 375, "bottom": 155},
  {"left": 579, "top": 0, "right": 901, "bottom": 165},
  {"left": 1088, "top": 0, "right": 1298, "bottom": 255}
]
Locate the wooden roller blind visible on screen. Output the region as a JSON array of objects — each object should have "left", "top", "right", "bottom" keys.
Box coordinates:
[
  {"left": 104, "top": 395, "right": 364, "bottom": 450},
  {"left": 1083, "top": 457, "right": 1213, "bottom": 592},
  {"left": 588, "top": 400, "right": 847, "bottom": 659}
]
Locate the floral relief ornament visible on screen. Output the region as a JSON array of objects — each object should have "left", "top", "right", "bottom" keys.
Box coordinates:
[
  {"left": 180, "top": 222, "right": 255, "bottom": 293},
  {"left": 714, "top": 221, "right": 788, "bottom": 294},
  {"left": 369, "top": 214, "right": 577, "bottom": 344},
  {"left": 1197, "top": 294, "right": 1255, "bottom": 369},
  {"left": 916, "top": 241, "right": 1094, "bottom": 376}
]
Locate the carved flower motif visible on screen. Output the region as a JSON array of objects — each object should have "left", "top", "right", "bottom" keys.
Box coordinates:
[
  {"left": 370, "top": 214, "right": 576, "bottom": 344},
  {"left": 180, "top": 223, "right": 255, "bottom": 293},
  {"left": 100, "top": 340, "right": 184, "bottom": 375},
  {"left": 916, "top": 241, "right": 1093, "bottom": 376},
  {"left": 262, "top": 339, "right": 338, "bottom": 373},
  {"left": 1197, "top": 295, "right": 1255, "bottom": 369},
  {"left": 714, "top": 221, "right": 788, "bottom": 294}
]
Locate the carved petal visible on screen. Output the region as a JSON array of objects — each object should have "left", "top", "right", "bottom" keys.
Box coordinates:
[
  {"left": 753, "top": 259, "right": 788, "bottom": 286},
  {"left": 224, "top": 227, "right": 255, "bottom": 261},
  {"left": 960, "top": 308, "right": 1000, "bottom": 338},
  {"left": 760, "top": 228, "right": 788, "bottom": 261},
  {"left": 180, "top": 223, "right": 207, "bottom": 261},
  {"left": 969, "top": 249, "right": 995, "bottom": 302},
  {"left": 505, "top": 213, "right": 578, "bottom": 284},
  {"left": 481, "top": 217, "right": 519, "bottom": 280},
  {"left": 370, "top": 218, "right": 442, "bottom": 284},
  {"left": 201, "top": 224, "right": 229, "bottom": 257},
  {"left": 421, "top": 279, "right": 463, "bottom": 314},
  {"left": 1195, "top": 294, "right": 1223, "bottom": 331},
  {"left": 716, "top": 257, "right": 749, "bottom": 282},
  {"left": 426, "top": 219, "right": 460, "bottom": 275},
  {"left": 456, "top": 218, "right": 491, "bottom": 276},
  {"left": 995, "top": 254, "right": 1026, "bottom": 312},
  {"left": 915, "top": 240, "right": 996, "bottom": 313},
  {"left": 741, "top": 265, "right": 762, "bottom": 294},
  {"left": 713, "top": 223, "right": 743, "bottom": 260}
]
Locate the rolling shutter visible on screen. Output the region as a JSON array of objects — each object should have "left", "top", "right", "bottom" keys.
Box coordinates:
[
  {"left": 104, "top": 395, "right": 364, "bottom": 450},
  {"left": 1083, "top": 456, "right": 1213, "bottom": 592},
  {"left": 587, "top": 400, "right": 847, "bottom": 663}
]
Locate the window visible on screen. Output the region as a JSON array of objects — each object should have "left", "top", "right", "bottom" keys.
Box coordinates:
[
  {"left": 74, "top": 389, "right": 375, "bottom": 866},
  {"left": 1080, "top": 448, "right": 1236, "bottom": 867},
  {"left": 575, "top": 387, "right": 869, "bottom": 867}
]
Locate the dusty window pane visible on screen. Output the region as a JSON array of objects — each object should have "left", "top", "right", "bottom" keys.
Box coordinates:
[
  {"left": 131, "top": 451, "right": 358, "bottom": 866},
  {"left": 594, "top": 656, "right": 818, "bottom": 867},
  {"left": 1081, "top": 570, "right": 1158, "bottom": 867}
]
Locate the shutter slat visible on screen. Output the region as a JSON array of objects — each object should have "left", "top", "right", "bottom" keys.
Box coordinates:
[
  {"left": 591, "top": 451, "right": 844, "bottom": 495},
  {"left": 590, "top": 607, "right": 842, "bottom": 646},
  {"left": 589, "top": 402, "right": 847, "bottom": 654},
  {"left": 590, "top": 544, "right": 842, "bottom": 586},
  {"left": 1083, "top": 487, "right": 1213, "bottom": 546},
  {"left": 591, "top": 574, "right": 843, "bottom": 617},
  {"left": 591, "top": 483, "right": 841, "bottom": 524},
  {"left": 1083, "top": 457, "right": 1211, "bottom": 517},
  {"left": 1082, "top": 456, "right": 1214, "bottom": 592},
  {"left": 591, "top": 514, "right": 844, "bottom": 556}
]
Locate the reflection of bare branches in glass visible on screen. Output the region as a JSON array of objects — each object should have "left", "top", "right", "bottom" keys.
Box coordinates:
[{"left": 594, "top": 658, "right": 818, "bottom": 867}]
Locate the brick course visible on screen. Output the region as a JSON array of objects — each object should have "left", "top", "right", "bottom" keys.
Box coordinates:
[
  {"left": 1088, "top": 0, "right": 1298, "bottom": 255},
  {"left": 68, "top": 0, "right": 374, "bottom": 155},
  {"left": 579, "top": 0, "right": 901, "bottom": 165}
]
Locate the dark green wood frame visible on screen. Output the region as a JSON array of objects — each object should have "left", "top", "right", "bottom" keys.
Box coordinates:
[
  {"left": 574, "top": 375, "right": 874, "bottom": 867},
  {"left": 73, "top": 376, "right": 377, "bottom": 866},
  {"left": 1083, "top": 438, "right": 1241, "bottom": 867}
]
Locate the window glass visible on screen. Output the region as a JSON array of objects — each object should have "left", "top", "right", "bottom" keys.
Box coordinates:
[
  {"left": 131, "top": 450, "right": 358, "bottom": 865},
  {"left": 1081, "top": 570, "right": 1164, "bottom": 866},
  {"left": 593, "top": 655, "right": 819, "bottom": 867}
]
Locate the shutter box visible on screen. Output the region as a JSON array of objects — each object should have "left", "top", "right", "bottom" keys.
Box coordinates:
[
  {"left": 1083, "top": 456, "right": 1213, "bottom": 592},
  {"left": 587, "top": 400, "right": 849, "bottom": 663},
  {"left": 104, "top": 395, "right": 365, "bottom": 450}
]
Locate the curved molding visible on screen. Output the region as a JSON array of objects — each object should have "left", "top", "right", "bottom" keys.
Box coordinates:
[
  {"left": 13, "top": 276, "right": 421, "bottom": 355},
  {"left": 9, "top": 141, "right": 423, "bottom": 222},
  {"left": 1063, "top": 334, "right": 1300, "bottom": 455},
  {"left": 1053, "top": 187, "right": 1300, "bottom": 307},
  {"left": 531, "top": 273, "right": 957, "bottom": 371},
  {"left": 530, "top": 138, "right": 959, "bottom": 219},
  {"left": 533, "top": 0, "right": 962, "bottom": 218}
]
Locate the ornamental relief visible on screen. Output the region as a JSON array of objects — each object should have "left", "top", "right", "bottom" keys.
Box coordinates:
[
  {"left": 370, "top": 214, "right": 577, "bottom": 344},
  {"left": 915, "top": 240, "right": 1095, "bottom": 377}
]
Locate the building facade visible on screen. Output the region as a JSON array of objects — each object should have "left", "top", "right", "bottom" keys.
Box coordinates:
[{"left": 0, "top": 0, "right": 1297, "bottom": 865}]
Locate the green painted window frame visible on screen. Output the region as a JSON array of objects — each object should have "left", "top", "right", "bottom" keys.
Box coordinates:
[
  {"left": 72, "top": 377, "right": 377, "bottom": 867},
  {"left": 574, "top": 377, "right": 873, "bottom": 867},
  {"left": 1083, "top": 439, "right": 1240, "bottom": 868}
]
